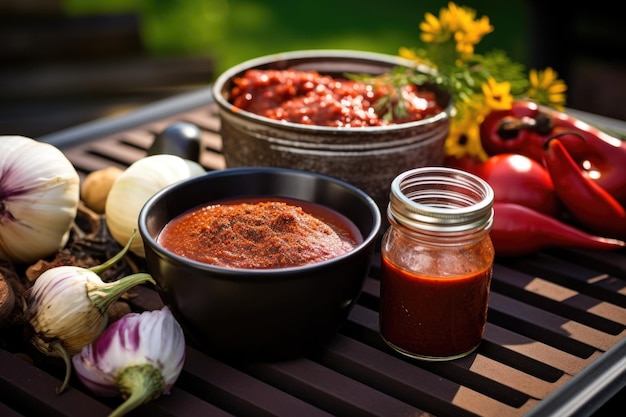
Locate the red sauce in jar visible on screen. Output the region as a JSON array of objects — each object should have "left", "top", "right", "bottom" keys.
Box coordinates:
[
  {"left": 157, "top": 197, "right": 362, "bottom": 269},
  {"left": 379, "top": 256, "right": 491, "bottom": 358},
  {"left": 230, "top": 69, "right": 443, "bottom": 127}
]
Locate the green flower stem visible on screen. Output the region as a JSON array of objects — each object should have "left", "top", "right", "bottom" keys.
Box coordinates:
[
  {"left": 88, "top": 273, "right": 156, "bottom": 313},
  {"left": 89, "top": 230, "right": 137, "bottom": 276},
  {"left": 109, "top": 364, "right": 165, "bottom": 417}
]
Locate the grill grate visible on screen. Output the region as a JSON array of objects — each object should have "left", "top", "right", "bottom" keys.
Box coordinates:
[{"left": 1, "top": 101, "right": 625, "bottom": 417}]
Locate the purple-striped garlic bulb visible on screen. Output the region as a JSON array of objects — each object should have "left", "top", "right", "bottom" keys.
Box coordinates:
[
  {"left": 23, "top": 231, "right": 154, "bottom": 394},
  {"left": 73, "top": 306, "right": 186, "bottom": 417}
]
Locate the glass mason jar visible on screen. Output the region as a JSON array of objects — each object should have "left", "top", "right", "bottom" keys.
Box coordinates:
[{"left": 379, "top": 166, "right": 495, "bottom": 361}]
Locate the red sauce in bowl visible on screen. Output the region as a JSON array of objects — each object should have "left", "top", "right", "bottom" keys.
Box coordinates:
[
  {"left": 157, "top": 197, "right": 363, "bottom": 269},
  {"left": 230, "top": 69, "right": 443, "bottom": 127}
]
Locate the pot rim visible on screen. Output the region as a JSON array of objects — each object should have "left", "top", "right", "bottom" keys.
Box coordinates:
[{"left": 212, "top": 49, "right": 453, "bottom": 133}]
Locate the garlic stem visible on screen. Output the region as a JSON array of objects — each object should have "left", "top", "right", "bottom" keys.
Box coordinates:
[
  {"left": 89, "top": 230, "right": 137, "bottom": 276},
  {"left": 109, "top": 364, "right": 165, "bottom": 417},
  {"left": 88, "top": 273, "right": 155, "bottom": 313}
]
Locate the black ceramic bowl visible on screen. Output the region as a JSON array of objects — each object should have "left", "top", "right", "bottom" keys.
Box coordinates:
[{"left": 139, "top": 167, "right": 381, "bottom": 360}]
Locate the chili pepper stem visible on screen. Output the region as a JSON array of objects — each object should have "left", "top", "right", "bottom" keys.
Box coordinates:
[
  {"left": 498, "top": 115, "right": 547, "bottom": 138},
  {"left": 109, "top": 364, "right": 165, "bottom": 417}
]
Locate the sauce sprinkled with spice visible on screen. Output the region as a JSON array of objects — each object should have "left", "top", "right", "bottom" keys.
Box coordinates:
[
  {"left": 230, "top": 69, "right": 443, "bottom": 127},
  {"left": 157, "top": 197, "right": 362, "bottom": 269}
]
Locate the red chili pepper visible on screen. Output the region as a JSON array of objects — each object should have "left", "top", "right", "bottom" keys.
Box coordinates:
[
  {"left": 480, "top": 101, "right": 548, "bottom": 161},
  {"left": 480, "top": 101, "right": 626, "bottom": 204},
  {"left": 491, "top": 202, "right": 625, "bottom": 257},
  {"left": 543, "top": 137, "right": 626, "bottom": 239}
]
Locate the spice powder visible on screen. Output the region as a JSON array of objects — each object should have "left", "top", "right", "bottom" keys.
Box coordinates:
[{"left": 157, "top": 198, "right": 362, "bottom": 269}]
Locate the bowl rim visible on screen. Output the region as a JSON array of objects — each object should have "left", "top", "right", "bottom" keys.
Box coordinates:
[
  {"left": 211, "top": 49, "right": 453, "bottom": 133},
  {"left": 139, "top": 166, "right": 382, "bottom": 277}
]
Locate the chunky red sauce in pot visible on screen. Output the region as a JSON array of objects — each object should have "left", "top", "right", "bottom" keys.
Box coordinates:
[
  {"left": 229, "top": 69, "right": 443, "bottom": 127},
  {"left": 157, "top": 197, "right": 362, "bottom": 269}
]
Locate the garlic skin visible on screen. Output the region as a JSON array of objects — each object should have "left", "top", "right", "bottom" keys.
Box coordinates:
[
  {"left": 0, "top": 136, "right": 80, "bottom": 264},
  {"left": 22, "top": 233, "right": 155, "bottom": 394},
  {"left": 73, "top": 306, "right": 185, "bottom": 417},
  {"left": 81, "top": 166, "right": 124, "bottom": 214},
  {"left": 105, "top": 154, "right": 205, "bottom": 257},
  {"left": 24, "top": 266, "right": 111, "bottom": 356},
  {"left": 23, "top": 267, "right": 154, "bottom": 357}
]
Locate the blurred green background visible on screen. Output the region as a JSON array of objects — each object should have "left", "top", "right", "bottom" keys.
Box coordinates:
[
  {"left": 63, "top": 0, "right": 532, "bottom": 77},
  {"left": 2, "top": 0, "right": 624, "bottom": 137}
]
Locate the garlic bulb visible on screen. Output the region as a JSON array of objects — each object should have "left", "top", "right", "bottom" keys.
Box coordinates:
[
  {"left": 23, "top": 232, "right": 155, "bottom": 394},
  {"left": 105, "top": 154, "right": 205, "bottom": 257},
  {"left": 73, "top": 306, "right": 185, "bottom": 417},
  {"left": 0, "top": 136, "right": 80, "bottom": 264}
]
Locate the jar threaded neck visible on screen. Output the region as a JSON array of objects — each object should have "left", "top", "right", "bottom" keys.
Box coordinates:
[{"left": 388, "top": 167, "right": 494, "bottom": 233}]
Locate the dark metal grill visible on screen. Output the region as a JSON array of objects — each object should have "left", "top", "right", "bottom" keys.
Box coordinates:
[{"left": 1, "top": 92, "right": 625, "bottom": 417}]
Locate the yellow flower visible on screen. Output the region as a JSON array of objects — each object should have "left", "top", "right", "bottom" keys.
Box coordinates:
[
  {"left": 398, "top": 46, "right": 432, "bottom": 68},
  {"left": 420, "top": 2, "right": 493, "bottom": 61},
  {"left": 454, "top": 32, "right": 475, "bottom": 59},
  {"left": 528, "top": 68, "right": 567, "bottom": 111},
  {"left": 464, "top": 16, "right": 494, "bottom": 44},
  {"left": 446, "top": 118, "right": 487, "bottom": 161},
  {"left": 445, "top": 98, "right": 490, "bottom": 161},
  {"left": 377, "top": 2, "right": 568, "bottom": 159},
  {"left": 419, "top": 12, "right": 449, "bottom": 44},
  {"left": 482, "top": 78, "right": 513, "bottom": 111},
  {"left": 442, "top": 2, "right": 476, "bottom": 33}
]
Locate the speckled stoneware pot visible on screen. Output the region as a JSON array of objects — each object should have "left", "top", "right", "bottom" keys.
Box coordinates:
[{"left": 212, "top": 49, "right": 453, "bottom": 213}]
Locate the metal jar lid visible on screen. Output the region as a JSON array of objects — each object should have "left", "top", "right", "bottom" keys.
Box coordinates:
[{"left": 388, "top": 166, "right": 494, "bottom": 233}]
